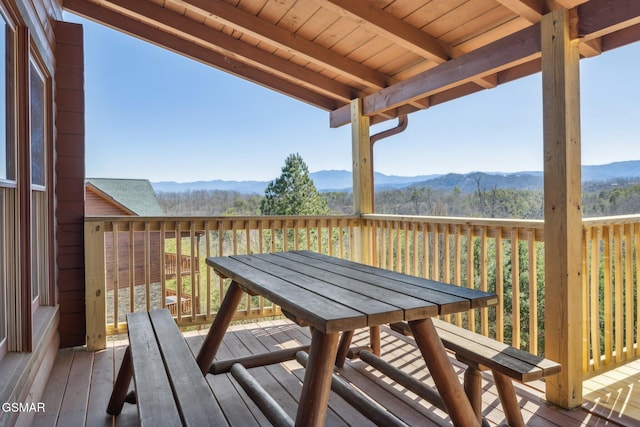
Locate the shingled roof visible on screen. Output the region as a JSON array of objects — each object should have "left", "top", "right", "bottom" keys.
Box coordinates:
[{"left": 86, "top": 178, "right": 164, "bottom": 216}]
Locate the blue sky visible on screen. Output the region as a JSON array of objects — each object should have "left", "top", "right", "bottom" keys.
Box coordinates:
[{"left": 68, "top": 14, "right": 640, "bottom": 183}]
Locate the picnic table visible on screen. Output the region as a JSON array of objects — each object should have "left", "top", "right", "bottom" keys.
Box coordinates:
[{"left": 197, "top": 251, "right": 498, "bottom": 427}]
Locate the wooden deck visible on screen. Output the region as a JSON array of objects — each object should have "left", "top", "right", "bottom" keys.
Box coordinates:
[{"left": 34, "top": 320, "right": 633, "bottom": 426}]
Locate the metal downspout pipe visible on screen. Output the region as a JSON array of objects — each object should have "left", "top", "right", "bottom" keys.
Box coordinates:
[{"left": 369, "top": 115, "right": 409, "bottom": 208}]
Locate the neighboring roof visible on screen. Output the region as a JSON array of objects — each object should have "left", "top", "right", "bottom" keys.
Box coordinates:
[
  {"left": 86, "top": 178, "right": 164, "bottom": 216},
  {"left": 64, "top": 1, "right": 640, "bottom": 127}
]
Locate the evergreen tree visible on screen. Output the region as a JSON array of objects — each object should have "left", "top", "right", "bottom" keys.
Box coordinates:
[{"left": 260, "top": 153, "right": 329, "bottom": 215}]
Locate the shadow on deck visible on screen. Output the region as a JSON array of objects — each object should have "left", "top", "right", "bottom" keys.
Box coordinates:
[{"left": 34, "top": 320, "right": 634, "bottom": 426}]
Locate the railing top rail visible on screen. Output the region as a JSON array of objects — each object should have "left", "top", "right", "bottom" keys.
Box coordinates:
[
  {"left": 582, "top": 214, "right": 640, "bottom": 227},
  {"left": 362, "top": 213, "right": 545, "bottom": 229},
  {"left": 85, "top": 215, "right": 362, "bottom": 232}
]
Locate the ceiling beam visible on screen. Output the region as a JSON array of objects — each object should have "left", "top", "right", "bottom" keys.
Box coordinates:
[
  {"left": 578, "top": 0, "right": 640, "bottom": 40},
  {"left": 315, "top": 0, "right": 450, "bottom": 62},
  {"left": 178, "top": 0, "right": 392, "bottom": 90},
  {"left": 331, "top": 24, "right": 541, "bottom": 127},
  {"left": 63, "top": 0, "right": 339, "bottom": 111},
  {"left": 102, "top": 0, "right": 355, "bottom": 103},
  {"left": 494, "top": 0, "right": 547, "bottom": 23}
]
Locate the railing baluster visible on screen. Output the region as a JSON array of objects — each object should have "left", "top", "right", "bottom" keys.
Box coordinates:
[
  {"left": 528, "top": 230, "right": 538, "bottom": 355},
  {"left": 495, "top": 227, "right": 504, "bottom": 342},
  {"left": 624, "top": 224, "right": 633, "bottom": 359},
  {"left": 603, "top": 225, "right": 612, "bottom": 365},
  {"left": 112, "top": 222, "right": 119, "bottom": 330},
  {"left": 511, "top": 227, "right": 520, "bottom": 348}
]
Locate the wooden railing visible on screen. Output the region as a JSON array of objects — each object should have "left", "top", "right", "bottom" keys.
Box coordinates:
[
  {"left": 582, "top": 215, "right": 640, "bottom": 376},
  {"left": 84, "top": 213, "right": 640, "bottom": 378},
  {"left": 164, "top": 253, "right": 199, "bottom": 279},
  {"left": 84, "top": 215, "right": 359, "bottom": 349},
  {"left": 363, "top": 214, "right": 545, "bottom": 354}
]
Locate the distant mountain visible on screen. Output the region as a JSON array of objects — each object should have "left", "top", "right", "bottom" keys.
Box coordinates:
[
  {"left": 152, "top": 170, "right": 440, "bottom": 194},
  {"left": 411, "top": 172, "right": 543, "bottom": 193},
  {"left": 152, "top": 160, "right": 640, "bottom": 194}
]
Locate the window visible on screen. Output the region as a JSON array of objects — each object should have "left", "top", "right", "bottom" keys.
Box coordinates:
[
  {"left": 30, "top": 60, "right": 44, "bottom": 187},
  {"left": 0, "top": 17, "right": 13, "bottom": 182},
  {"left": 29, "top": 57, "right": 49, "bottom": 307},
  {"left": 0, "top": 7, "right": 15, "bottom": 359}
]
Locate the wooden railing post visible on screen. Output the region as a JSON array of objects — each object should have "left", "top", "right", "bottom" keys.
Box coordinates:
[{"left": 85, "top": 220, "right": 107, "bottom": 350}]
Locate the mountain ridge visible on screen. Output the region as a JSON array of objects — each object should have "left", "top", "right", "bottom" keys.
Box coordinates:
[{"left": 152, "top": 160, "right": 640, "bottom": 194}]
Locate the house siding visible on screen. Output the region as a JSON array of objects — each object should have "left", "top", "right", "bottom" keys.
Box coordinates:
[{"left": 54, "top": 21, "right": 85, "bottom": 348}]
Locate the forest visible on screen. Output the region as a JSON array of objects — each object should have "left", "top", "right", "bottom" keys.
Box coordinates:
[{"left": 157, "top": 178, "right": 640, "bottom": 219}]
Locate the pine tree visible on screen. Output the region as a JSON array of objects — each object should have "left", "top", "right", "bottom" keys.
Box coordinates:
[{"left": 260, "top": 153, "right": 329, "bottom": 215}]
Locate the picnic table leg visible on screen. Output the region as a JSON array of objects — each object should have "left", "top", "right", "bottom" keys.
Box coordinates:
[
  {"left": 107, "top": 346, "right": 133, "bottom": 415},
  {"left": 369, "top": 325, "right": 381, "bottom": 356},
  {"left": 408, "top": 318, "right": 480, "bottom": 427},
  {"left": 196, "top": 281, "right": 245, "bottom": 374},
  {"left": 492, "top": 370, "right": 525, "bottom": 427},
  {"left": 335, "top": 330, "right": 354, "bottom": 367},
  {"left": 295, "top": 328, "right": 339, "bottom": 427}
]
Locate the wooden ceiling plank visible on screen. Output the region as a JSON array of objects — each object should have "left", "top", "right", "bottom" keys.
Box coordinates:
[
  {"left": 316, "top": 0, "right": 451, "bottom": 63},
  {"left": 103, "top": 0, "right": 355, "bottom": 102},
  {"left": 63, "top": 0, "right": 340, "bottom": 111},
  {"left": 179, "top": 0, "right": 391, "bottom": 89},
  {"left": 330, "top": 23, "right": 541, "bottom": 127},
  {"left": 494, "top": 0, "right": 546, "bottom": 23}
]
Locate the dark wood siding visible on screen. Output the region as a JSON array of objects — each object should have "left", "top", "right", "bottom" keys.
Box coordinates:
[{"left": 55, "top": 21, "right": 85, "bottom": 348}]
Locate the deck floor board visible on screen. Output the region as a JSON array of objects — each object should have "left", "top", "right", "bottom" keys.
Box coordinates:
[{"left": 39, "top": 319, "right": 634, "bottom": 426}]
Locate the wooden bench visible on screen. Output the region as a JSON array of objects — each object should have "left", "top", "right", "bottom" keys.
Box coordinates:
[
  {"left": 389, "top": 319, "right": 561, "bottom": 427},
  {"left": 107, "top": 308, "right": 228, "bottom": 426}
]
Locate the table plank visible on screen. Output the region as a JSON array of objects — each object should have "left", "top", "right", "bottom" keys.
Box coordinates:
[
  {"left": 257, "top": 253, "right": 437, "bottom": 319},
  {"left": 290, "top": 251, "right": 498, "bottom": 314},
  {"left": 206, "top": 256, "right": 366, "bottom": 333},
  {"left": 274, "top": 252, "right": 464, "bottom": 320},
  {"left": 235, "top": 255, "right": 403, "bottom": 325}
]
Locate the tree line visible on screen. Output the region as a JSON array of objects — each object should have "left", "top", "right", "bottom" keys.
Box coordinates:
[
  {"left": 157, "top": 153, "right": 640, "bottom": 218},
  {"left": 158, "top": 181, "right": 640, "bottom": 218}
]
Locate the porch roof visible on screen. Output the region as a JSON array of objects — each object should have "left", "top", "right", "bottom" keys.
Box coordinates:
[{"left": 62, "top": 0, "right": 640, "bottom": 128}]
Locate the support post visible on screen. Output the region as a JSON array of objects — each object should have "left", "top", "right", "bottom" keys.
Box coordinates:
[
  {"left": 541, "top": 8, "right": 583, "bottom": 408},
  {"left": 85, "top": 220, "right": 107, "bottom": 351},
  {"left": 351, "top": 98, "right": 372, "bottom": 265}
]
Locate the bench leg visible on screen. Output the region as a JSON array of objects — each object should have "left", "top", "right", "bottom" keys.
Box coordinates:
[
  {"left": 463, "top": 366, "right": 483, "bottom": 425},
  {"left": 492, "top": 370, "right": 525, "bottom": 427},
  {"left": 107, "top": 346, "right": 133, "bottom": 415},
  {"left": 409, "top": 318, "right": 480, "bottom": 427}
]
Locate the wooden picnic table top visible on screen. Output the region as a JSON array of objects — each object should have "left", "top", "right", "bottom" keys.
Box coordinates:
[{"left": 206, "top": 251, "right": 498, "bottom": 334}]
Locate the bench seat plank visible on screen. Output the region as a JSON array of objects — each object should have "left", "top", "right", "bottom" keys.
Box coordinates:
[
  {"left": 432, "top": 318, "right": 561, "bottom": 382},
  {"left": 127, "top": 311, "right": 182, "bottom": 426},
  {"left": 149, "top": 309, "right": 228, "bottom": 427}
]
